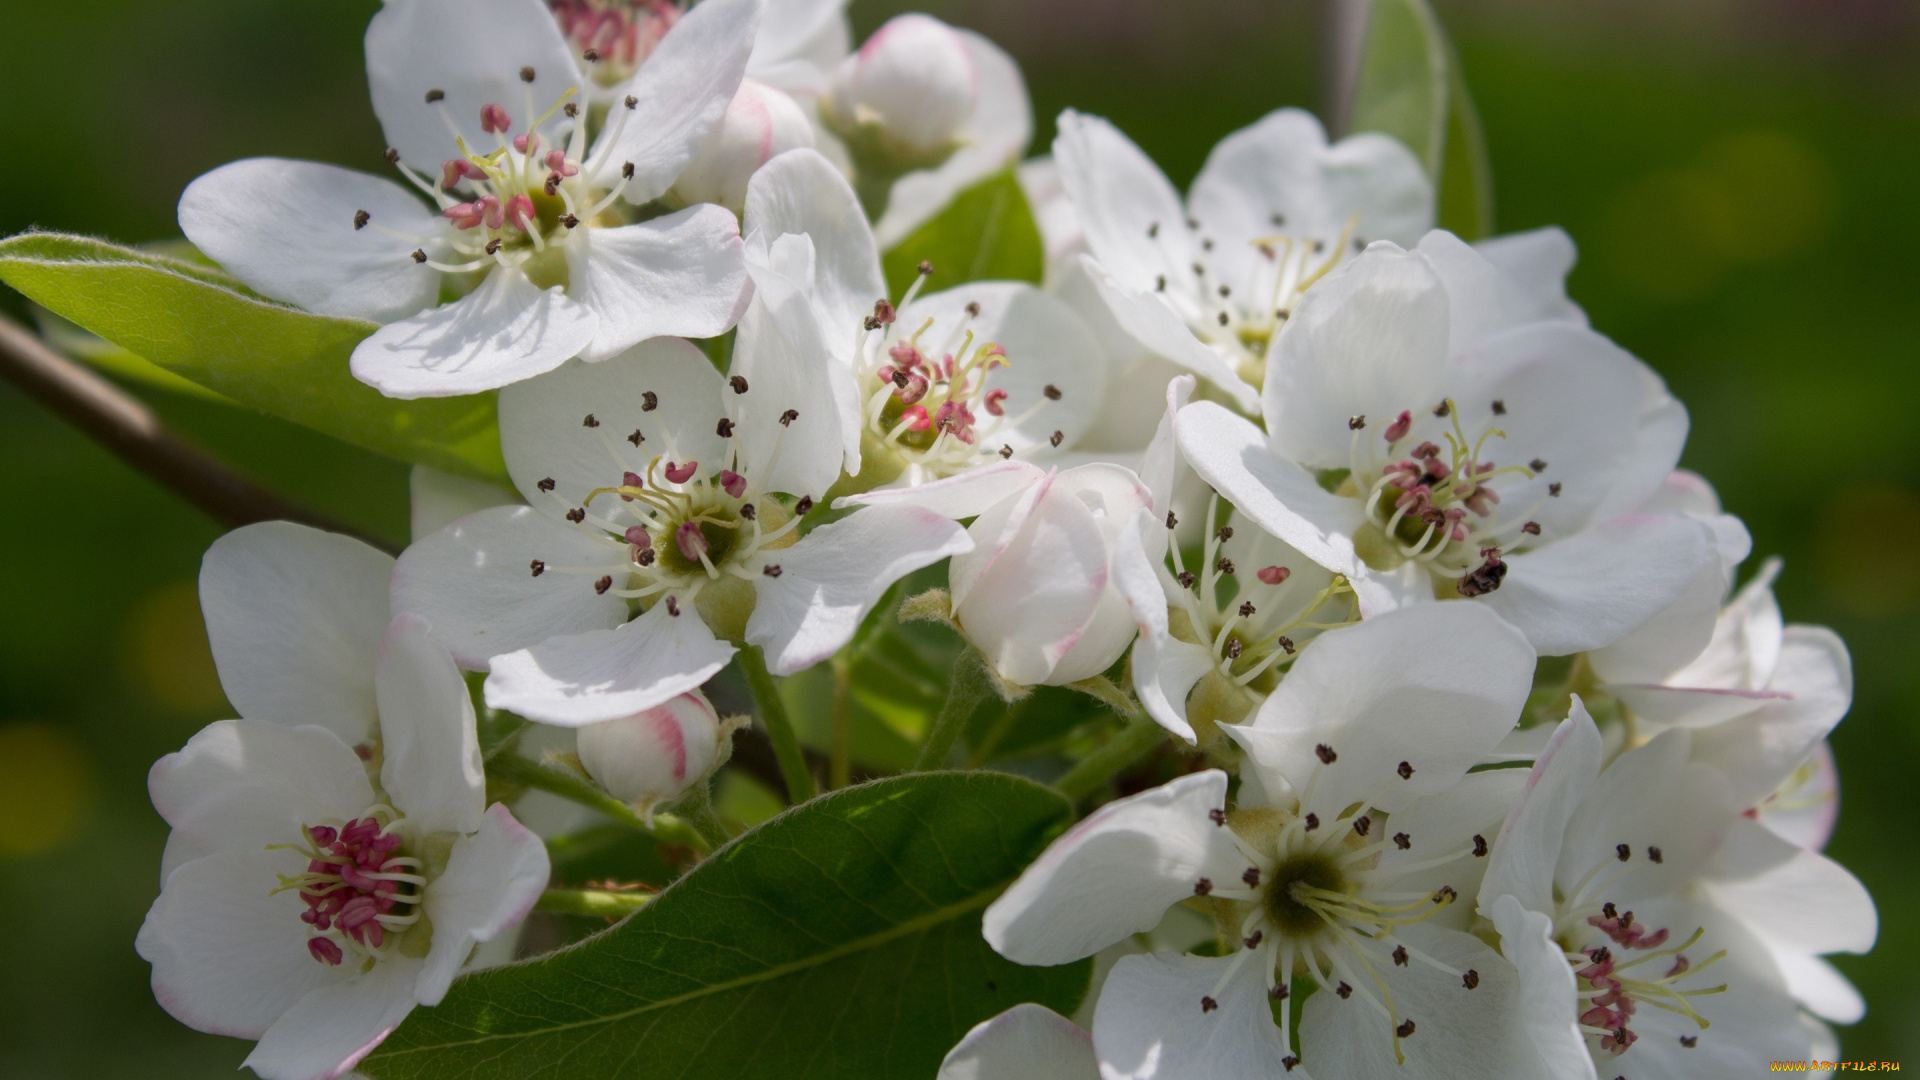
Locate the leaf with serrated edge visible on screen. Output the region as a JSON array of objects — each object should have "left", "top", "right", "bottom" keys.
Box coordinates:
[
  {"left": 361, "top": 772, "right": 1089, "bottom": 1080},
  {"left": 0, "top": 232, "right": 505, "bottom": 480},
  {"left": 882, "top": 170, "right": 1045, "bottom": 299}
]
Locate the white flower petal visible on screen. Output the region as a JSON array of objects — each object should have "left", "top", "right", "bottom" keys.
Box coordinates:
[
  {"left": 1374, "top": 769, "right": 1528, "bottom": 926},
  {"left": 137, "top": 848, "right": 351, "bottom": 1040},
  {"left": 1112, "top": 509, "right": 1209, "bottom": 744},
  {"left": 566, "top": 208, "right": 750, "bottom": 363},
  {"left": 1052, "top": 111, "right": 1190, "bottom": 297},
  {"left": 484, "top": 600, "right": 737, "bottom": 725},
  {"left": 351, "top": 269, "right": 598, "bottom": 398},
  {"left": 985, "top": 771, "right": 1241, "bottom": 965},
  {"left": 150, "top": 720, "right": 376, "bottom": 880},
  {"left": 1299, "top": 924, "right": 1521, "bottom": 1080},
  {"left": 245, "top": 955, "right": 423, "bottom": 1080},
  {"left": 1485, "top": 895, "right": 1596, "bottom": 1080},
  {"left": 418, "top": 803, "right": 550, "bottom": 1005},
  {"left": 1081, "top": 260, "right": 1260, "bottom": 414},
  {"left": 409, "top": 464, "right": 518, "bottom": 542},
  {"left": 732, "top": 246, "right": 856, "bottom": 495},
  {"left": 1703, "top": 816, "right": 1877, "bottom": 962},
  {"left": 873, "top": 31, "right": 1032, "bottom": 246},
  {"left": 178, "top": 158, "right": 445, "bottom": 323},
  {"left": 1470, "top": 226, "right": 1585, "bottom": 327},
  {"left": 391, "top": 505, "right": 627, "bottom": 670},
  {"left": 1416, "top": 229, "right": 1583, "bottom": 350},
  {"left": 1138, "top": 375, "right": 1197, "bottom": 516},
  {"left": 1559, "top": 729, "right": 1734, "bottom": 903},
  {"left": 375, "top": 613, "right": 484, "bottom": 836},
  {"left": 745, "top": 505, "right": 971, "bottom": 675},
  {"left": 837, "top": 458, "right": 1047, "bottom": 518},
  {"left": 1686, "top": 627, "right": 1851, "bottom": 809},
  {"left": 366, "top": 0, "right": 579, "bottom": 170},
  {"left": 1771, "top": 952, "right": 1866, "bottom": 1026},
  {"left": 939, "top": 1004, "right": 1099, "bottom": 1080},
  {"left": 1482, "top": 513, "right": 1715, "bottom": 656},
  {"left": 498, "top": 338, "right": 729, "bottom": 507},
  {"left": 1092, "top": 952, "right": 1293, "bottom": 1080},
  {"left": 1227, "top": 603, "right": 1535, "bottom": 822},
  {"left": 744, "top": 147, "right": 884, "bottom": 337},
  {"left": 1756, "top": 740, "right": 1840, "bottom": 852},
  {"left": 1174, "top": 400, "right": 1364, "bottom": 577},
  {"left": 199, "top": 521, "right": 394, "bottom": 743},
  {"left": 591, "top": 0, "right": 764, "bottom": 203},
  {"left": 1587, "top": 555, "right": 1728, "bottom": 687},
  {"left": 1476, "top": 705, "right": 1602, "bottom": 918},
  {"left": 749, "top": 0, "right": 850, "bottom": 73}
]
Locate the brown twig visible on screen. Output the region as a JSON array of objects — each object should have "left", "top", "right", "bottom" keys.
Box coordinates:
[{"left": 0, "top": 312, "right": 397, "bottom": 553}]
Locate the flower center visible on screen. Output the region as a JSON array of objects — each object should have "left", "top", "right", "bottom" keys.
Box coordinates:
[
  {"left": 1261, "top": 850, "right": 1348, "bottom": 936},
  {"left": 273, "top": 811, "right": 426, "bottom": 968},
  {"left": 1557, "top": 902, "right": 1727, "bottom": 1056},
  {"left": 549, "top": 0, "right": 680, "bottom": 86}
]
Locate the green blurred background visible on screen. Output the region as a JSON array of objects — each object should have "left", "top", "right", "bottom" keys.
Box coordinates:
[{"left": 2, "top": 0, "right": 1915, "bottom": 1073}]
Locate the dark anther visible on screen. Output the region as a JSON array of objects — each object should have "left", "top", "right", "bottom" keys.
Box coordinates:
[
  {"left": 1392, "top": 945, "right": 1409, "bottom": 966},
  {"left": 1155, "top": 275, "right": 1167, "bottom": 292},
  {"left": 1603, "top": 901, "right": 1618, "bottom": 919},
  {"left": 1277, "top": 635, "right": 1295, "bottom": 654},
  {"left": 1529, "top": 458, "right": 1547, "bottom": 472},
  {"left": 1272, "top": 984, "right": 1290, "bottom": 1001},
  {"left": 1491, "top": 399, "right": 1507, "bottom": 415},
  {"left": 636, "top": 548, "right": 656, "bottom": 566},
  {"left": 1680, "top": 1035, "right": 1698, "bottom": 1048},
  {"left": 537, "top": 477, "right": 557, "bottom": 492},
  {"left": 410, "top": 249, "right": 428, "bottom": 263},
  {"left": 1238, "top": 601, "right": 1256, "bottom": 618},
  {"left": 529, "top": 559, "right": 546, "bottom": 577},
  {"left": 594, "top": 575, "right": 613, "bottom": 595},
  {"left": 485, "top": 238, "right": 502, "bottom": 255},
  {"left": 1335, "top": 982, "right": 1352, "bottom": 999},
  {"left": 1200, "top": 996, "right": 1219, "bottom": 1014},
  {"left": 384, "top": 147, "right": 401, "bottom": 164},
  {"left": 1242, "top": 867, "right": 1260, "bottom": 887},
  {"left": 965, "top": 301, "right": 981, "bottom": 317},
  {"left": 1433, "top": 886, "right": 1458, "bottom": 903},
  {"left": 1216, "top": 311, "right": 1230, "bottom": 326},
  {"left": 729, "top": 375, "right": 749, "bottom": 394},
  {"left": 545, "top": 174, "right": 562, "bottom": 196},
  {"left": 1521, "top": 521, "right": 1542, "bottom": 536},
  {"left": 561, "top": 213, "right": 580, "bottom": 228},
  {"left": 1050, "top": 430, "right": 1064, "bottom": 447},
  {"left": 1590, "top": 946, "right": 1612, "bottom": 964},
  {"left": 1282, "top": 1055, "right": 1299, "bottom": 1072},
  {"left": 1166, "top": 511, "right": 1179, "bottom": 530},
  {"left": 1244, "top": 930, "right": 1263, "bottom": 949},
  {"left": 1457, "top": 551, "right": 1508, "bottom": 597},
  {"left": 1315, "top": 744, "right": 1337, "bottom": 764},
  {"left": 628, "top": 429, "right": 645, "bottom": 446},
  {"left": 1616, "top": 843, "right": 1632, "bottom": 862},
  {"left": 641, "top": 391, "right": 659, "bottom": 411},
  {"left": 1472, "top": 834, "right": 1488, "bottom": 857},
  {"left": 1044, "top": 384, "right": 1062, "bottom": 401},
  {"left": 1215, "top": 525, "right": 1234, "bottom": 542},
  {"left": 1176, "top": 570, "right": 1197, "bottom": 588},
  {"left": 762, "top": 564, "right": 782, "bottom": 578},
  {"left": 717, "top": 418, "right": 735, "bottom": 437},
  {"left": 1224, "top": 639, "right": 1243, "bottom": 660},
  {"left": 564, "top": 102, "right": 580, "bottom": 118},
  {"left": 1194, "top": 877, "right": 1213, "bottom": 896},
  {"left": 1463, "top": 969, "right": 1481, "bottom": 989},
  {"left": 519, "top": 65, "right": 536, "bottom": 82},
  {"left": 1186, "top": 217, "right": 1200, "bottom": 230},
  {"left": 665, "top": 596, "right": 680, "bottom": 617},
  {"left": 1353, "top": 815, "right": 1371, "bottom": 837},
  {"left": 891, "top": 369, "right": 910, "bottom": 389},
  {"left": 1271, "top": 212, "right": 1287, "bottom": 226},
  {"left": 623, "top": 93, "right": 638, "bottom": 109},
  {"left": 917, "top": 260, "right": 933, "bottom": 277},
  {"left": 565, "top": 507, "right": 586, "bottom": 523},
  {"left": 425, "top": 88, "right": 445, "bottom": 103},
  {"left": 1396, "top": 1019, "right": 1416, "bottom": 1038},
  {"left": 583, "top": 413, "right": 600, "bottom": 428},
  {"left": 1304, "top": 813, "right": 1320, "bottom": 831},
  {"left": 1549, "top": 482, "right": 1562, "bottom": 496},
  {"left": 621, "top": 161, "right": 635, "bottom": 179},
  {"left": 1397, "top": 760, "right": 1414, "bottom": 779},
  {"left": 582, "top": 47, "right": 600, "bottom": 62},
  {"left": 1648, "top": 846, "right": 1664, "bottom": 864},
  {"left": 1209, "top": 808, "right": 1227, "bottom": 826},
  {"left": 1147, "top": 222, "right": 1160, "bottom": 238},
  {"left": 1313, "top": 240, "right": 1325, "bottom": 254},
  {"left": 1000, "top": 445, "right": 1014, "bottom": 459},
  {"left": 795, "top": 495, "right": 814, "bottom": 515},
  {"left": 1349, "top": 415, "right": 1366, "bottom": 430},
  {"left": 1433, "top": 400, "right": 1452, "bottom": 418},
  {"left": 353, "top": 209, "right": 370, "bottom": 230},
  {"left": 1192, "top": 262, "right": 1205, "bottom": 276},
  {"left": 1219, "top": 284, "right": 1231, "bottom": 298},
  {"left": 1202, "top": 238, "right": 1215, "bottom": 252},
  {"left": 1354, "top": 237, "right": 1367, "bottom": 252},
  {"left": 779, "top": 409, "right": 800, "bottom": 427},
  {"left": 1393, "top": 832, "right": 1411, "bottom": 850}
]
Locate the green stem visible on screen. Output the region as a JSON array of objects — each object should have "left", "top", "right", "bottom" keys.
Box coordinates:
[
  {"left": 915, "top": 651, "right": 991, "bottom": 771},
  {"left": 737, "top": 645, "right": 819, "bottom": 803},
  {"left": 1054, "top": 720, "right": 1171, "bottom": 802},
  {"left": 534, "top": 887, "right": 656, "bottom": 917},
  {"left": 829, "top": 655, "right": 853, "bottom": 789},
  {"left": 487, "top": 753, "right": 710, "bottom": 854},
  {"left": 670, "top": 781, "right": 734, "bottom": 850}
]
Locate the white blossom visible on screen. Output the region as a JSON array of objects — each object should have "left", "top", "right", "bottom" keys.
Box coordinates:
[
  {"left": 938, "top": 1004, "right": 1098, "bottom": 1080},
  {"left": 575, "top": 689, "right": 736, "bottom": 815}
]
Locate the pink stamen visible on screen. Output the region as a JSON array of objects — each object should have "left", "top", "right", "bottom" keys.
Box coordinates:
[
  {"left": 900, "top": 405, "right": 931, "bottom": 432},
  {"left": 1383, "top": 410, "right": 1412, "bottom": 442},
  {"left": 624, "top": 526, "right": 652, "bottom": 549},
  {"left": 983, "top": 389, "right": 1008, "bottom": 416},
  {"left": 717, "top": 470, "right": 747, "bottom": 498},
  {"left": 664, "top": 460, "right": 697, "bottom": 484},
  {"left": 505, "top": 194, "right": 537, "bottom": 231},
  {"left": 439, "top": 158, "right": 487, "bottom": 190},
  {"left": 443, "top": 202, "right": 486, "bottom": 230},
  {"left": 675, "top": 521, "right": 709, "bottom": 562},
  {"left": 544, "top": 150, "right": 579, "bottom": 177},
  {"left": 1257, "top": 565, "right": 1290, "bottom": 585},
  {"left": 480, "top": 194, "right": 505, "bottom": 230},
  {"left": 512, "top": 133, "right": 540, "bottom": 154},
  {"left": 307, "top": 938, "right": 344, "bottom": 966},
  {"left": 480, "top": 103, "right": 512, "bottom": 134}
]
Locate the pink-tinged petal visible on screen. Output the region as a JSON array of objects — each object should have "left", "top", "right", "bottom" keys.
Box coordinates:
[
  {"left": 565, "top": 207, "right": 750, "bottom": 363},
  {"left": 178, "top": 158, "right": 446, "bottom": 323},
  {"left": 391, "top": 506, "right": 627, "bottom": 671},
  {"left": 1480, "top": 512, "right": 1715, "bottom": 656},
  {"left": 199, "top": 521, "right": 394, "bottom": 744},
  {"left": 836, "top": 459, "right": 1046, "bottom": 518},
  {"left": 939, "top": 1004, "right": 1097, "bottom": 1080},
  {"left": 745, "top": 505, "right": 971, "bottom": 675},
  {"left": 985, "top": 771, "right": 1243, "bottom": 965},
  {"left": 351, "top": 269, "right": 598, "bottom": 398},
  {"left": 417, "top": 804, "right": 551, "bottom": 1005},
  {"left": 1485, "top": 896, "right": 1597, "bottom": 1080},
  {"left": 1686, "top": 627, "right": 1851, "bottom": 810},
  {"left": 1228, "top": 603, "right": 1535, "bottom": 823},
  {"left": 1092, "top": 952, "right": 1292, "bottom": 1080},
  {"left": 375, "top": 614, "right": 484, "bottom": 836},
  {"left": 244, "top": 955, "right": 423, "bottom": 1080},
  {"left": 484, "top": 600, "right": 736, "bottom": 725},
  {"left": 1476, "top": 704, "right": 1603, "bottom": 918}
]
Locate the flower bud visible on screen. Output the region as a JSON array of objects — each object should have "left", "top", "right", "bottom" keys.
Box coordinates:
[
  {"left": 576, "top": 692, "right": 727, "bottom": 811},
  {"left": 823, "top": 15, "right": 977, "bottom": 173},
  {"left": 669, "top": 80, "right": 814, "bottom": 215}
]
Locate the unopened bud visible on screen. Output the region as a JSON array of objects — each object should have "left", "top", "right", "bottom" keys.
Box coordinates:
[
  {"left": 576, "top": 692, "right": 731, "bottom": 811},
  {"left": 670, "top": 80, "right": 814, "bottom": 214},
  {"left": 823, "top": 14, "right": 977, "bottom": 171}
]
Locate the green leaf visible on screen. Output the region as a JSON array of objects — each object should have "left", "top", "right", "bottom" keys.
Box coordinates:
[
  {"left": 362, "top": 772, "right": 1089, "bottom": 1080},
  {"left": 1348, "top": 0, "right": 1495, "bottom": 239},
  {"left": 881, "top": 169, "right": 1045, "bottom": 298},
  {"left": 0, "top": 232, "right": 506, "bottom": 480}
]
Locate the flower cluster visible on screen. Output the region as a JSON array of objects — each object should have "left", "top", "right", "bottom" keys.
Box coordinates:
[{"left": 116, "top": 1, "right": 1873, "bottom": 1078}]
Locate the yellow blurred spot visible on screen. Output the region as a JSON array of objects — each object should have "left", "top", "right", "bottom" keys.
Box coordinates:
[
  {"left": 1814, "top": 483, "right": 1920, "bottom": 616},
  {"left": 126, "top": 581, "right": 229, "bottom": 714},
  {"left": 0, "top": 722, "right": 95, "bottom": 858},
  {"left": 1605, "top": 130, "right": 1834, "bottom": 302}
]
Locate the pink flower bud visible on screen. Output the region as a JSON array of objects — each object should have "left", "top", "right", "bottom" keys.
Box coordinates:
[
  {"left": 669, "top": 80, "right": 814, "bottom": 214},
  {"left": 576, "top": 692, "right": 727, "bottom": 808},
  {"left": 505, "top": 194, "right": 537, "bottom": 231},
  {"left": 827, "top": 14, "right": 978, "bottom": 157},
  {"left": 664, "top": 460, "right": 697, "bottom": 484},
  {"left": 480, "top": 103, "right": 512, "bottom": 134}
]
